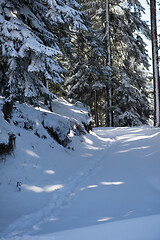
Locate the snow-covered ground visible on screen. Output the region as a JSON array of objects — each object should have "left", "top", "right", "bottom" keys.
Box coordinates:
[{"left": 0, "top": 100, "right": 160, "bottom": 239}]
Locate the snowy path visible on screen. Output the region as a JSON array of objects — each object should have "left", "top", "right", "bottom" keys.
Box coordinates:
[{"left": 1, "top": 127, "right": 160, "bottom": 239}]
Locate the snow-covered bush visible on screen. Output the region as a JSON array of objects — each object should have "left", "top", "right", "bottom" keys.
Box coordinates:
[
  {"left": 0, "top": 0, "right": 86, "bottom": 103},
  {"left": 0, "top": 97, "right": 92, "bottom": 150},
  {"left": 0, "top": 99, "right": 16, "bottom": 156}
]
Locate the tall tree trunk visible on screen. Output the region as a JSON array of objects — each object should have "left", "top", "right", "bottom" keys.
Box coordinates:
[
  {"left": 105, "top": 0, "right": 112, "bottom": 127},
  {"left": 94, "top": 90, "right": 99, "bottom": 127},
  {"left": 150, "top": 0, "right": 160, "bottom": 126},
  {"left": 44, "top": 80, "right": 49, "bottom": 105}
]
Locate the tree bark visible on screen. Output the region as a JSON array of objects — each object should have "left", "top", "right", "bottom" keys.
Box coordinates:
[
  {"left": 94, "top": 90, "right": 99, "bottom": 127},
  {"left": 105, "top": 0, "right": 113, "bottom": 127},
  {"left": 150, "top": 0, "right": 160, "bottom": 126}
]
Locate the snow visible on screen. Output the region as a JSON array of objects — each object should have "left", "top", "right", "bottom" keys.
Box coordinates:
[
  {"left": 0, "top": 99, "right": 160, "bottom": 240},
  {"left": 8, "top": 214, "right": 160, "bottom": 240},
  {"left": 0, "top": 98, "right": 14, "bottom": 145}
]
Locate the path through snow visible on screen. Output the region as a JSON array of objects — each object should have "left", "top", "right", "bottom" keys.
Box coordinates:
[{"left": 0, "top": 127, "right": 160, "bottom": 239}]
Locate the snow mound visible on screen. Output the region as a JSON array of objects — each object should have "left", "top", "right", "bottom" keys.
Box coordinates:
[
  {"left": 0, "top": 111, "right": 11, "bottom": 145},
  {"left": 0, "top": 97, "right": 92, "bottom": 150},
  {"left": 0, "top": 99, "right": 16, "bottom": 155},
  {"left": 1, "top": 106, "right": 160, "bottom": 240},
  {"left": 5, "top": 214, "right": 160, "bottom": 240}
]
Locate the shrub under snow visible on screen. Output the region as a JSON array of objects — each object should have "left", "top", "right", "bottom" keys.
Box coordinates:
[{"left": 0, "top": 97, "right": 92, "bottom": 155}]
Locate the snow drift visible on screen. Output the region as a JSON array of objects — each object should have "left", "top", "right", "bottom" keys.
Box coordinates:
[{"left": 0, "top": 97, "right": 160, "bottom": 240}]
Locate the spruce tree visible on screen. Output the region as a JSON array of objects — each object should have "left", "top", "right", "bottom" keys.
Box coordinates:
[
  {"left": 81, "top": 0, "right": 151, "bottom": 126},
  {"left": 64, "top": 7, "right": 109, "bottom": 126},
  {"left": 0, "top": 0, "right": 86, "bottom": 103}
]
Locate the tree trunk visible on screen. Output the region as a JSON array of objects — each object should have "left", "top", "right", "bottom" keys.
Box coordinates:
[
  {"left": 105, "top": 0, "right": 112, "bottom": 127},
  {"left": 150, "top": 0, "right": 160, "bottom": 126},
  {"left": 94, "top": 90, "right": 99, "bottom": 127}
]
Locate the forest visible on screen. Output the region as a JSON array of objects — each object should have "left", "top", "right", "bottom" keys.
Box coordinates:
[
  {"left": 1, "top": 1, "right": 160, "bottom": 240},
  {"left": 0, "top": 0, "right": 159, "bottom": 128}
]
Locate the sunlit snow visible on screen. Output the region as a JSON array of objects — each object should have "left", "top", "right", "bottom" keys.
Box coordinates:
[{"left": 0, "top": 99, "right": 160, "bottom": 240}]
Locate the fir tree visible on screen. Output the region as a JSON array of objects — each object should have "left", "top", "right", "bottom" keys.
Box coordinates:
[
  {"left": 0, "top": 0, "right": 86, "bottom": 103},
  {"left": 81, "top": 0, "right": 151, "bottom": 126},
  {"left": 64, "top": 7, "right": 109, "bottom": 126}
]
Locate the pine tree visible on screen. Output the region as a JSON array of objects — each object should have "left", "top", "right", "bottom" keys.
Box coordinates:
[
  {"left": 0, "top": 0, "right": 86, "bottom": 103},
  {"left": 80, "top": 0, "right": 151, "bottom": 126},
  {"left": 111, "top": 0, "right": 151, "bottom": 126},
  {"left": 64, "top": 7, "right": 110, "bottom": 126}
]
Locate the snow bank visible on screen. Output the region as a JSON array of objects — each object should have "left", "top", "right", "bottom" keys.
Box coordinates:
[
  {"left": 1, "top": 101, "right": 160, "bottom": 240},
  {"left": 0, "top": 97, "right": 92, "bottom": 236},
  {"left": 0, "top": 98, "right": 16, "bottom": 155},
  {"left": 0, "top": 97, "right": 92, "bottom": 150},
  {"left": 0, "top": 111, "right": 10, "bottom": 145},
  {"left": 5, "top": 214, "right": 160, "bottom": 240},
  {"left": 0, "top": 98, "right": 8, "bottom": 144}
]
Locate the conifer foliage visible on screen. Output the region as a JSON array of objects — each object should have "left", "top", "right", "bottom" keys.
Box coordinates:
[
  {"left": 0, "top": 0, "right": 85, "bottom": 102},
  {"left": 78, "top": 0, "right": 152, "bottom": 126},
  {"left": 0, "top": 0, "right": 152, "bottom": 127},
  {"left": 64, "top": 15, "right": 109, "bottom": 127}
]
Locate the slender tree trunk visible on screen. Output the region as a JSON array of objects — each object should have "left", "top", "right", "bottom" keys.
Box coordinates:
[
  {"left": 46, "top": 80, "right": 49, "bottom": 90},
  {"left": 105, "top": 88, "right": 109, "bottom": 126},
  {"left": 105, "top": 0, "right": 112, "bottom": 127},
  {"left": 44, "top": 80, "right": 49, "bottom": 105},
  {"left": 150, "top": 0, "right": 160, "bottom": 126},
  {"left": 94, "top": 90, "right": 99, "bottom": 127}
]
